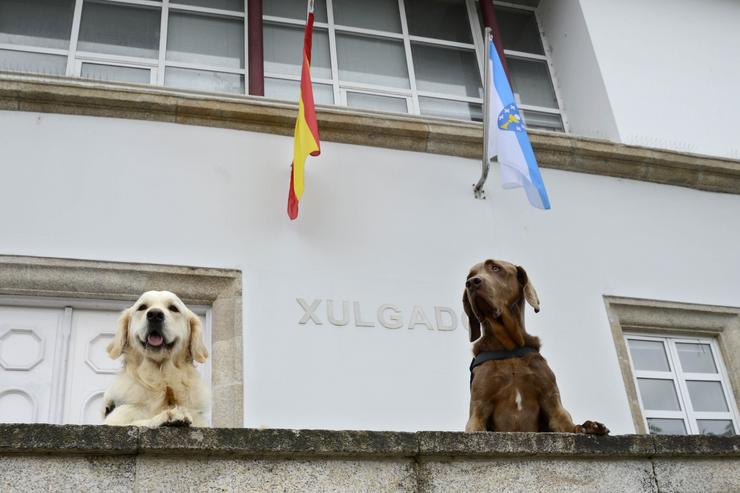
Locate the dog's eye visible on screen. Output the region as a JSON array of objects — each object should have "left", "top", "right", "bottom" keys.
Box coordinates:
[
  {"left": 490, "top": 264, "right": 501, "bottom": 272},
  {"left": 137, "top": 304, "right": 148, "bottom": 311},
  {"left": 168, "top": 305, "right": 179, "bottom": 313}
]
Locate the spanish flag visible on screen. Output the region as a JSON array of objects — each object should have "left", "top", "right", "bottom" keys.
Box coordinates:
[{"left": 287, "top": 1, "right": 321, "bottom": 220}]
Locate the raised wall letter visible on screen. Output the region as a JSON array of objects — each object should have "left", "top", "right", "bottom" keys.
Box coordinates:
[
  {"left": 327, "top": 300, "right": 350, "bottom": 326},
  {"left": 408, "top": 305, "right": 434, "bottom": 330},
  {"left": 297, "top": 298, "right": 322, "bottom": 325},
  {"left": 434, "top": 307, "right": 458, "bottom": 331},
  {"left": 353, "top": 301, "right": 375, "bottom": 327},
  {"left": 377, "top": 304, "right": 403, "bottom": 329}
]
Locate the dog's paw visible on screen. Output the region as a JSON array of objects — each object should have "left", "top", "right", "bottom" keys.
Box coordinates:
[
  {"left": 578, "top": 420, "right": 609, "bottom": 435},
  {"left": 161, "top": 408, "right": 192, "bottom": 427}
]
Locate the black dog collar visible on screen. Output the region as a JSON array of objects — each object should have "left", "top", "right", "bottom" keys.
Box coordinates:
[{"left": 469, "top": 346, "right": 539, "bottom": 386}]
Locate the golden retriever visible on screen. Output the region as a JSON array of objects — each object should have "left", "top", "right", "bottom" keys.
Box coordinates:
[
  {"left": 102, "top": 291, "right": 210, "bottom": 427},
  {"left": 463, "top": 259, "right": 608, "bottom": 434}
]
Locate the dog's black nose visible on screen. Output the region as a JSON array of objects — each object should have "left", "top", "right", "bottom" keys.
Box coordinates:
[
  {"left": 466, "top": 277, "right": 483, "bottom": 289},
  {"left": 147, "top": 309, "right": 165, "bottom": 322}
]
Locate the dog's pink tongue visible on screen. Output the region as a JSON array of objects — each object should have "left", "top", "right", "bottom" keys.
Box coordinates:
[{"left": 147, "top": 334, "right": 164, "bottom": 347}]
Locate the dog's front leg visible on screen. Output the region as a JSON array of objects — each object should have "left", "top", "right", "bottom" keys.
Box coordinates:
[
  {"left": 539, "top": 391, "right": 608, "bottom": 435},
  {"left": 466, "top": 398, "right": 492, "bottom": 432}
]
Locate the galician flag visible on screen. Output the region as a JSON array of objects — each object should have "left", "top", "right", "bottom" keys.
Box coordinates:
[
  {"left": 485, "top": 35, "right": 550, "bottom": 209},
  {"left": 287, "top": 0, "right": 321, "bottom": 220}
]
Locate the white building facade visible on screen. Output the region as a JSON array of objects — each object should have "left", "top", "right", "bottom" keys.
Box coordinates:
[{"left": 0, "top": 0, "right": 738, "bottom": 437}]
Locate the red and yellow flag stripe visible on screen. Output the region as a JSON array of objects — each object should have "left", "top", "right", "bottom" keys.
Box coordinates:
[{"left": 287, "top": 7, "right": 320, "bottom": 220}]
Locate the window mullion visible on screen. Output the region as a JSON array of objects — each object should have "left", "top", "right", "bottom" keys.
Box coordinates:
[
  {"left": 66, "top": 0, "right": 84, "bottom": 77},
  {"left": 157, "top": 0, "right": 169, "bottom": 86},
  {"left": 464, "top": 0, "right": 485, "bottom": 87},
  {"left": 666, "top": 338, "right": 699, "bottom": 434},
  {"left": 325, "top": 0, "right": 341, "bottom": 106},
  {"left": 397, "top": 0, "right": 418, "bottom": 115}
]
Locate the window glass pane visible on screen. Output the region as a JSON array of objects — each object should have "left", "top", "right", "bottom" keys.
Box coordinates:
[
  {"left": 418, "top": 97, "right": 482, "bottom": 122},
  {"left": 686, "top": 381, "right": 729, "bottom": 412},
  {"left": 405, "top": 0, "right": 472, "bottom": 43},
  {"left": 78, "top": 2, "right": 160, "bottom": 59},
  {"left": 263, "top": 0, "right": 328, "bottom": 23},
  {"left": 627, "top": 339, "right": 671, "bottom": 372},
  {"left": 697, "top": 419, "right": 735, "bottom": 436},
  {"left": 412, "top": 43, "right": 480, "bottom": 98},
  {"left": 494, "top": 6, "right": 544, "bottom": 55},
  {"left": 165, "top": 67, "right": 244, "bottom": 94},
  {"left": 637, "top": 378, "right": 681, "bottom": 411},
  {"left": 264, "top": 77, "right": 334, "bottom": 105},
  {"left": 167, "top": 12, "right": 244, "bottom": 69},
  {"left": 333, "top": 0, "right": 401, "bottom": 33},
  {"left": 0, "top": 49, "right": 67, "bottom": 76},
  {"left": 336, "top": 33, "right": 408, "bottom": 89},
  {"left": 346, "top": 91, "right": 408, "bottom": 113},
  {"left": 264, "top": 23, "right": 331, "bottom": 79},
  {"left": 676, "top": 343, "right": 718, "bottom": 374},
  {"left": 173, "top": 0, "right": 243, "bottom": 11},
  {"left": 0, "top": 0, "right": 75, "bottom": 49},
  {"left": 508, "top": 57, "right": 558, "bottom": 108},
  {"left": 81, "top": 63, "right": 151, "bottom": 84},
  {"left": 521, "top": 110, "right": 563, "bottom": 132},
  {"left": 647, "top": 418, "right": 687, "bottom": 435}
]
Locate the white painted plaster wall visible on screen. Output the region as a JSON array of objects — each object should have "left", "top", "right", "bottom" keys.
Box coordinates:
[
  {"left": 1, "top": 110, "right": 739, "bottom": 434},
  {"left": 538, "top": 0, "right": 620, "bottom": 141},
  {"left": 567, "top": 0, "right": 740, "bottom": 159}
]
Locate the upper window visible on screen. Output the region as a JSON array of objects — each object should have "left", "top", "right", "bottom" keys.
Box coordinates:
[
  {"left": 625, "top": 334, "right": 738, "bottom": 436},
  {"left": 0, "top": 0, "right": 564, "bottom": 127},
  {"left": 263, "top": 0, "right": 564, "bottom": 127},
  {"left": 0, "top": 0, "right": 246, "bottom": 93}
]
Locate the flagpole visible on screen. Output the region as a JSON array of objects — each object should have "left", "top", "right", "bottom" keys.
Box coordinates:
[{"left": 473, "top": 28, "right": 492, "bottom": 200}]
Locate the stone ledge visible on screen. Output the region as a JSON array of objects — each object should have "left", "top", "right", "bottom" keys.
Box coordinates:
[
  {"left": 1, "top": 72, "right": 739, "bottom": 195},
  {"left": 1, "top": 424, "right": 738, "bottom": 459}
]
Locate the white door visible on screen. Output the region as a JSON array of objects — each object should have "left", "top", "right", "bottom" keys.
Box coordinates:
[{"left": 0, "top": 306, "right": 65, "bottom": 423}]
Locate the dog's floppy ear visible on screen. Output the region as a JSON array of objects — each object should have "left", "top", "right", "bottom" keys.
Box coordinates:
[
  {"left": 517, "top": 266, "right": 540, "bottom": 313},
  {"left": 188, "top": 311, "right": 209, "bottom": 364},
  {"left": 107, "top": 308, "right": 131, "bottom": 359},
  {"left": 463, "top": 290, "right": 481, "bottom": 342}
]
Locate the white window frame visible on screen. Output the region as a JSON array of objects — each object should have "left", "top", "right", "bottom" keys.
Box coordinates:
[
  {"left": 624, "top": 333, "right": 739, "bottom": 435},
  {"left": 493, "top": 0, "right": 568, "bottom": 131},
  {"left": 0, "top": 294, "right": 213, "bottom": 425},
  {"left": 63, "top": 0, "right": 249, "bottom": 93}
]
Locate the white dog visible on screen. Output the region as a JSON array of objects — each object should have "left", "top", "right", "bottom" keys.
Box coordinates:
[{"left": 102, "top": 290, "right": 210, "bottom": 427}]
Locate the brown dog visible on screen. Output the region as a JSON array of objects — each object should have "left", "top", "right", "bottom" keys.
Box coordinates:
[{"left": 463, "top": 259, "right": 608, "bottom": 434}]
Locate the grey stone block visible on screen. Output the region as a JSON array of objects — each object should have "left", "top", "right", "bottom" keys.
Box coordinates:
[
  {"left": 419, "top": 458, "right": 657, "bottom": 493},
  {"left": 0, "top": 424, "right": 138, "bottom": 454},
  {"left": 135, "top": 456, "right": 416, "bottom": 492},
  {"left": 418, "top": 431, "right": 655, "bottom": 458},
  {"left": 654, "top": 458, "right": 740, "bottom": 493},
  {"left": 0, "top": 455, "right": 135, "bottom": 493},
  {"left": 138, "top": 427, "right": 419, "bottom": 458}
]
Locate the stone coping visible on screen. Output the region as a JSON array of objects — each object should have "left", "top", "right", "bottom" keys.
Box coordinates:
[
  {"left": 1, "top": 72, "right": 739, "bottom": 195},
  {"left": 1, "top": 424, "right": 738, "bottom": 459}
]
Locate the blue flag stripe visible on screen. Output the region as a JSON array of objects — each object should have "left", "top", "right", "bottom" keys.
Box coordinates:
[{"left": 488, "top": 39, "right": 551, "bottom": 209}]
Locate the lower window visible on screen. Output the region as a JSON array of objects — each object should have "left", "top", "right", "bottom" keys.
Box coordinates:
[{"left": 625, "top": 334, "right": 738, "bottom": 436}]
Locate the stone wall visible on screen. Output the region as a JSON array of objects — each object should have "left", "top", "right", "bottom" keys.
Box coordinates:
[{"left": 1, "top": 424, "right": 738, "bottom": 492}]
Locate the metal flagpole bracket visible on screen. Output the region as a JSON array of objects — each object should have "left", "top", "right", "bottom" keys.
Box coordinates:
[
  {"left": 474, "top": 27, "right": 493, "bottom": 201},
  {"left": 473, "top": 166, "right": 489, "bottom": 199}
]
